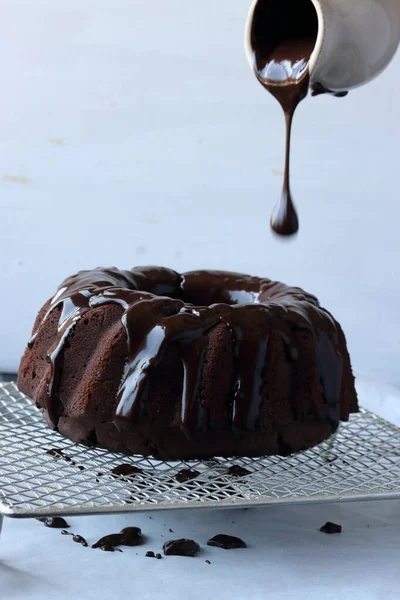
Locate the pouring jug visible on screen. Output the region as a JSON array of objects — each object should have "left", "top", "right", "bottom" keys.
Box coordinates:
[{"left": 244, "top": 0, "right": 400, "bottom": 92}]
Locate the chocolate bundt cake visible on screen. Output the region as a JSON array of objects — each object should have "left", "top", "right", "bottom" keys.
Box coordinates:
[{"left": 17, "top": 267, "right": 358, "bottom": 459}]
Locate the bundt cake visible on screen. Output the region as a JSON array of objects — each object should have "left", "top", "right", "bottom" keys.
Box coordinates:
[{"left": 17, "top": 266, "right": 358, "bottom": 459}]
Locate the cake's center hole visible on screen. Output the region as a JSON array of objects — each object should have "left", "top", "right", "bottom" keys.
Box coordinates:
[
  {"left": 145, "top": 274, "right": 261, "bottom": 307},
  {"left": 182, "top": 289, "right": 259, "bottom": 307}
]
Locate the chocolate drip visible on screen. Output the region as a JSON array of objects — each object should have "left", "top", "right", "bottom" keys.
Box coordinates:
[
  {"left": 231, "top": 321, "right": 269, "bottom": 429},
  {"left": 311, "top": 83, "right": 348, "bottom": 98},
  {"left": 270, "top": 102, "right": 302, "bottom": 236},
  {"left": 315, "top": 332, "right": 343, "bottom": 425},
  {"left": 180, "top": 336, "right": 209, "bottom": 432},
  {"left": 250, "top": 0, "right": 318, "bottom": 236},
  {"left": 28, "top": 267, "right": 344, "bottom": 435}
]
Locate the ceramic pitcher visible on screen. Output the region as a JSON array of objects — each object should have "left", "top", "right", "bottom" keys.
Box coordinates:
[{"left": 244, "top": 0, "right": 400, "bottom": 92}]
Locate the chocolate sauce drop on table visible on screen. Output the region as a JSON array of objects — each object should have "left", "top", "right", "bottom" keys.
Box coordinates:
[
  {"left": 319, "top": 521, "right": 342, "bottom": 534},
  {"left": 71, "top": 534, "right": 88, "bottom": 547},
  {"left": 61, "top": 530, "right": 88, "bottom": 546},
  {"left": 92, "top": 527, "right": 143, "bottom": 549},
  {"left": 111, "top": 464, "right": 143, "bottom": 477},
  {"left": 37, "top": 516, "right": 70, "bottom": 529},
  {"left": 100, "top": 545, "right": 123, "bottom": 552},
  {"left": 251, "top": 0, "right": 318, "bottom": 236}
]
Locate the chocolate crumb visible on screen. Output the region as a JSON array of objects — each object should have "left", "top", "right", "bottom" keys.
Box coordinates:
[
  {"left": 205, "top": 560, "right": 211, "bottom": 564},
  {"left": 319, "top": 522, "right": 342, "bottom": 534},
  {"left": 155, "top": 553, "right": 162, "bottom": 560},
  {"left": 326, "top": 455, "right": 338, "bottom": 464},
  {"left": 175, "top": 469, "right": 200, "bottom": 483},
  {"left": 39, "top": 517, "right": 70, "bottom": 529},
  {"left": 207, "top": 534, "right": 246, "bottom": 549},
  {"left": 163, "top": 539, "right": 200, "bottom": 557},
  {"left": 227, "top": 465, "right": 251, "bottom": 477},
  {"left": 46, "top": 448, "right": 75, "bottom": 465},
  {"left": 111, "top": 464, "right": 143, "bottom": 477}
]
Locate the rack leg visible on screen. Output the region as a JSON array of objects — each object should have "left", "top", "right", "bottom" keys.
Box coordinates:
[{"left": 0, "top": 514, "right": 3, "bottom": 539}]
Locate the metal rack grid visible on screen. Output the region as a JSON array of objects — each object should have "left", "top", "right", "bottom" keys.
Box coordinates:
[{"left": 0, "top": 381, "right": 399, "bottom": 518}]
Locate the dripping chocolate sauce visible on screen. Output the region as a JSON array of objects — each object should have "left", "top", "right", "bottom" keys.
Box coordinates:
[
  {"left": 251, "top": 0, "right": 346, "bottom": 236},
  {"left": 29, "top": 267, "right": 343, "bottom": 437}
]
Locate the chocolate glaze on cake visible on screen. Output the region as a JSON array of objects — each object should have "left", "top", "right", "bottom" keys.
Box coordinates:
[{"left": 18, "top": 266, "right": 357, "bottom": 459}]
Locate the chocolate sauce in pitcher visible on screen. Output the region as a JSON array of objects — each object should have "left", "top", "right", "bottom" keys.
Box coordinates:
[{"left": 251, "top": 0, "right": 319, "bottom": 236}]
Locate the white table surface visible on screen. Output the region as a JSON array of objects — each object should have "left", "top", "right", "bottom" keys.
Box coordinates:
[{"left": 1, "top": 375, "right": 399, "bottom": 600}]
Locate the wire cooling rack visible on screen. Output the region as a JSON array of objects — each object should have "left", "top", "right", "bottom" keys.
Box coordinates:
[{"left": 0, "top": 381, "right": 399, "bottom": 518}]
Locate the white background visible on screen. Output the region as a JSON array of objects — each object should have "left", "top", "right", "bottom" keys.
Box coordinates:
[{"left": 1, "top": 0, "right": 399, "bottom": 384}]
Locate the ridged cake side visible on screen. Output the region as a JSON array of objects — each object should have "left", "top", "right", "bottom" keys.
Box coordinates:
[{"left": 17, "top": 267, "right": 358, "bottom": 459}]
